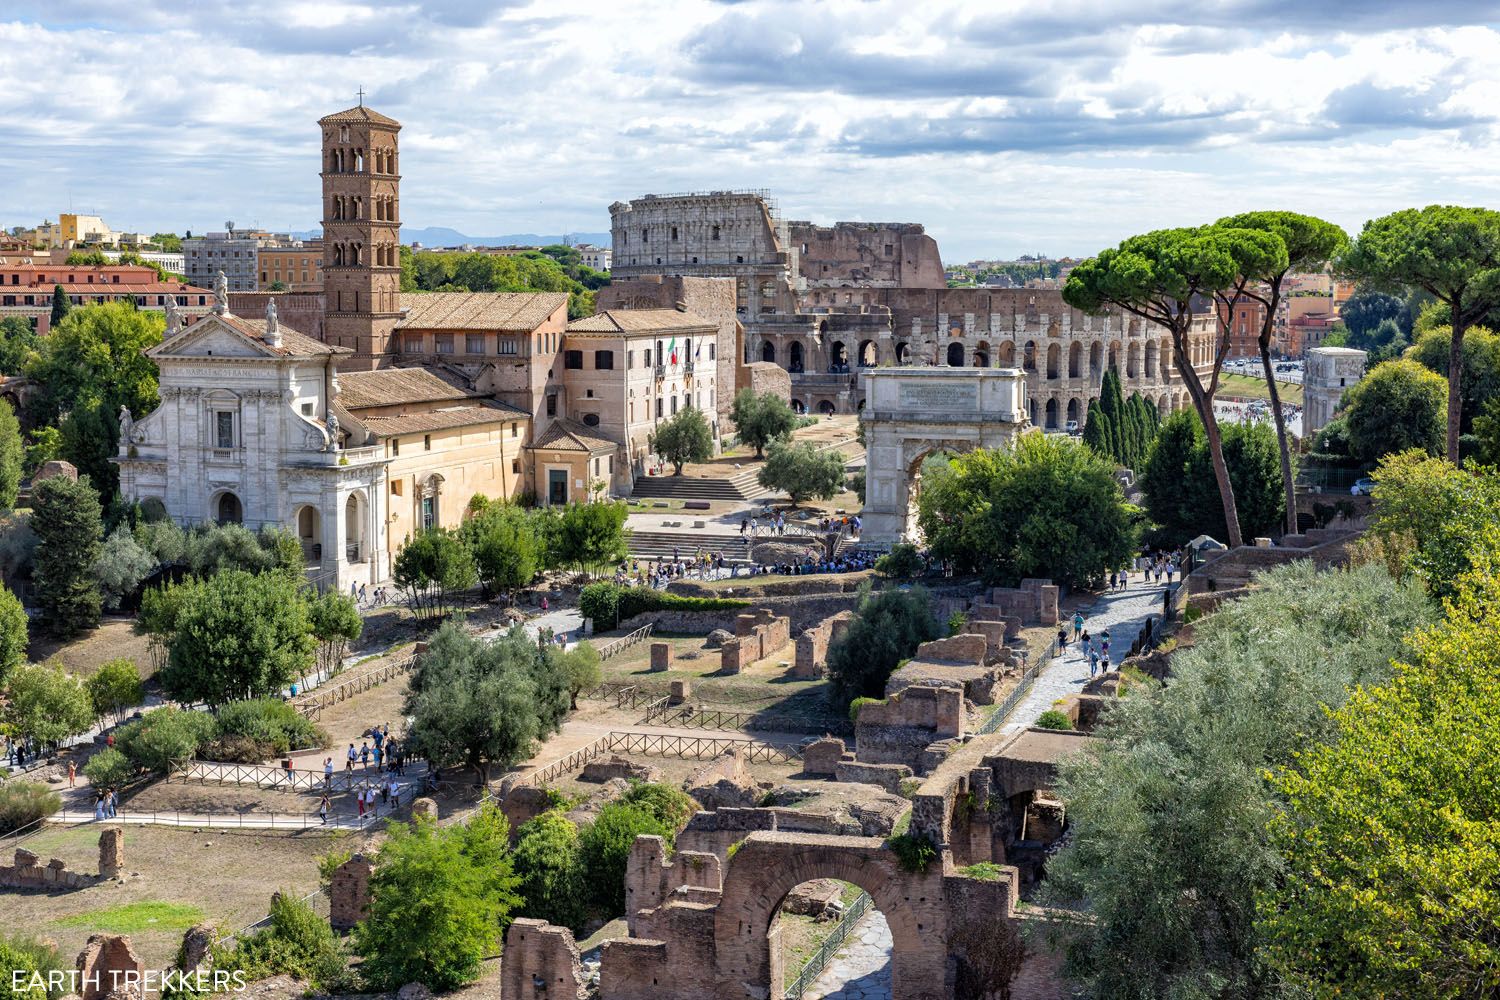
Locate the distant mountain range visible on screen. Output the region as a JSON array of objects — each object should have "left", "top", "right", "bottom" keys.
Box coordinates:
[{"left": 290, "top": 226, "right": 611, "bottom": 248}]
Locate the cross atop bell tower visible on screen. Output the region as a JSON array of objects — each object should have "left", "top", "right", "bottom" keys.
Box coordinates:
[{"left": 318, "top": 103, "right": 402, "bottom": 369}]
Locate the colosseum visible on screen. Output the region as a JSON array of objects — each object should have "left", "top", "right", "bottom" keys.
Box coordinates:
[{"left": 609, "top": 191, "right": 1215, "bottom": 424}]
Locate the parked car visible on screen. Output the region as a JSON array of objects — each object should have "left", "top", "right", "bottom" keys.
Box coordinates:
[
  {"left": 1350, "top": 477, "right": 1376, "bottom": 496},
  {"left": 1065, "top": 420, "right": 1080, "bottom": 435}
]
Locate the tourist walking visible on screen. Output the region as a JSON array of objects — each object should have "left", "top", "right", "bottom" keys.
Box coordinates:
[
  {"left": 356, "top": 787, "right": 367, "bottom": 820},
  {"left": 1072, "top": 611, "right": 1084, "bottom": 641},
  {"left": 94, "top": 795, "right": 106, "bottom": 821},
  {"left": 1088, "top": 643, "right": 1100, "bottom": 677},
  {"left": 323, "top": 757, "right": 334, "bottom": 787},
  {"left": 359, "top": 742, "right": 370, "bottom": 768},
  {"left": 107, "top": 788, "right": 118, "bottom": 818},
  {"left": 1057, "top": 626, "right": 1068, "bottom": 652},
  {"left": 318, "top": 793, "right": 329, "bottom": 825},
  {"left": 346, "top": 743, "right": 356, "bottom": 773},
  {"left": 67, "top": 760, "right": 76, "bottom": 788}
]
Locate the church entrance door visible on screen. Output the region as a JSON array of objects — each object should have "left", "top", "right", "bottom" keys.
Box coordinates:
[{"left": 549, "top": 469, "right": 568, "bottom": 506}]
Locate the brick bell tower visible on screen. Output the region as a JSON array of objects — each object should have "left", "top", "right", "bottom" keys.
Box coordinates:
[{"left": 319, "top": 101, "right": 402, "bottom": 369}]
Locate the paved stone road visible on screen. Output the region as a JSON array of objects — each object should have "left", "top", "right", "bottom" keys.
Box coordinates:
[
  {"left": 1001, "top": 581, "right": 1172, "bottom": 736},
  {"left": 804, "top": 909, "right": 893, "bottom": 1000}
]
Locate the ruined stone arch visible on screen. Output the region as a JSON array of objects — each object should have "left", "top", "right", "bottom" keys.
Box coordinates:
[
  {"left": 1127, "top": 341, "right": 1140, "bottom": 379},
  {"left": 1108, "top": 341, "right": 1121, "bottom": 374},
  {"left": 946, "top": 342, "right": 965, "bottom": 367},
  {"left": 1066, "top": 398, "right": 1080, "bottom": 427},
  {"left": 1089, "top": 341, "right": 1102, "bottom": 379},
  {"left": 996, "top": 340, "right": 1015, "bottom": 367},
  {"left": 895, "top": 341, "right": 910, "bottom": 364},
  {"left": 713, "top": 835, "right": 952, "bottom": 1000},
  {"left": 1068, "top": 341, "right": 1082, "bottom": 378},
  {"left": 1023, "top": 341, "right": 1036, "bottom": 372},
  {"left": 761, "top": 340, "right": 775, "bottom": 364},
  {"left": 858, "top": 339, "right": 878, "bottom": 367},
  {"left": 1159, "top": 392, "right": 1171, "bottom": 417},
  {"left": 1044, "top": 397, "right": 1059, "bottom": 429},
  {"left": 788, "top": 341, "right": 805, "bottom": 373},
  {"left": 973, "top": 341, "right": 989, "bottom": 368},
  {"left": 1145, "top": 340, "right": 1159, "bottom": 378},
  {"left": 1046, "top": 343, "right": 1061, "bottom": 380}
]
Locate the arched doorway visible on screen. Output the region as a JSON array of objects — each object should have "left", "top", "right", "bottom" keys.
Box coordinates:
[
  {"left": 946, "top": 342, "right": 964, "bottom": 367},
  {"left": 214, "top": 491, "right": 242, "bottom": 526},
  {"left": 1068, "top": 341, "right": 1082, "bottom": 378},
  {"left": 345, "top": 492, "right": 366, "bottom": 562},
  {"left": 895, "top": 342, "right": 909, "bottom": 364},
  {"left": 296, "top": 505, "right": 322, "bottom": 563},
  {"left": 1066, "top": 398, "right": 1080, "bottom": 427},
  {"left": 714, "top": 836, "right": 948, "bottom": 1000},
  {"left": 1089, "top": 341, "right": 1102, "bottom": 379},
  {"left": 1046, "top": 343, "right": 1060, "bottom": 379},
  {"left": 775, "top": 881, "right": 890, "bottom": 997},
  {"left": 1045, "top": 398, "right": 1059, "bottom": 430},
  {"left": 1108, "top": 341, "right": 1121, "bottom": 373},
  {"left": 789, "top": 341, "right": 805, "bottom": 373},
  {"left": 1145, "top": 340, "right": 1158, "bottom": 378},
  {"left": 139, "top": 497, "right": 167, "bottom": 522},
  {"left": 1023, "top": 341, "right": 1036, "bottom": 372},
  {"left": 817, "top": 400, "right": 836, "bottom": 416},
  {"left": 996, "top": 340, "right": 1015, "bottom": 367},
  {"left": 1127, "top": 342, "right": 1140, "bottom": 378},
  {"left": 830, "top": 341, "right": 849, "bottom": 372},
  {"left": 791, "top": 399, "right": 807, "bottom": 414},
  {"left": 858, "top": 340, "right": 877, "bottom": 367},
  {"left": 973, "top": 341, "right": 990, "bottom": 367},
  {"left": 761, "top": 341, "right": 776, "bottom": 364}
]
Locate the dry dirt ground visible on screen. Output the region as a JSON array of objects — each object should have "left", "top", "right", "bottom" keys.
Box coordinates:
[
  {"left": 2, "top": 823, "right": 344, "bottom": 971},
  {"left": 28, "top": 617, "right": 156, "bottom": 680}
]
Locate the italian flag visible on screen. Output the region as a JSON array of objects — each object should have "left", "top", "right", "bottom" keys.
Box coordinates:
[{"left": 668, "top": 337, "right": 678, "bottom": 365}]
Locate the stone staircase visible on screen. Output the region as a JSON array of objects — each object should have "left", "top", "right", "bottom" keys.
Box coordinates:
[
  {"left": 627, "top": 529, "right": 755, "bottom": 561},
  {"left": 629, "top": 468, "right": 775, "bottom": 502}
]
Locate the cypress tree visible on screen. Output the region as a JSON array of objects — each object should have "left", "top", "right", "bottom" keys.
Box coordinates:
[
  {"left": 31, "top": 473, "right": 103, "bottom": 637},
  {"left": 50, "top": 285, "right": 71, "bottom": 328},
  {"left": 1099, "top": 369, "right": 1127, "bottom": 465},
  {"left": 1082, "top": 399, "right": 1112, "bottom": 459}
]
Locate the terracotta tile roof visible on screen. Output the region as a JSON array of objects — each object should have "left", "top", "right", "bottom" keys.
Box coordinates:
[
  {"left": 356, "top": 401, "right": 526, "bottom": 436},
  {"left": 318, "top": 105, "right": 401, "bottom": 127},
  {"left": 337, "top": 368, "right": 477, "bottom": 410},
  {"left": 217, "top": 315, "right": 346, "bottom": 357},
  {"left": 566, "top": 309, "right": 717, "bottom": 335},
  {"left": 530, "top": 417, "right": 617, "bottom": 453},
  {"left": 395, "top": 292, "right": 568, "bottom": 331}
]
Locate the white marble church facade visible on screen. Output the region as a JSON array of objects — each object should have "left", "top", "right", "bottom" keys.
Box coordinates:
[{"left": 117, "top": 299, "right": 390, "bottom": 591}]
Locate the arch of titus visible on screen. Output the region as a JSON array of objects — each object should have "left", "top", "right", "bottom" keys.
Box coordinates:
[{"left": 859, "top": 367, "right": 1030, "bottom": 544}]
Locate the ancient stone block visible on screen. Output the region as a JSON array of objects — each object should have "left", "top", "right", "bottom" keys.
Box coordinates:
[
  {"left": 782, "top": 879, "right": 842, "bottom": 918},
  {"left": 409, "top": 797, "right": 438, "bottom": 821},
  {"left": 328, "top": 854, "right": 373, "bottom": 930},
  {"left": 669, "top": 679, "right": 691, "bottom": 704},
  {"left": 501, "top": 784, "right": 554, "bottom": 834},
  {"left": 15, "top": 848, "right": 38, "bottom": 868},
  {"left": 580, "top": 755, "right": 661, "bottom": 784},
  {"left": 97, "top": 828, "right": 124, "bottom": 878},
  {"left": 650, "top": 641, "right": 672, "bottom": 672},
  {"left": 500, "top": 919, "right": 588, "bottom": 1000},
  {"left": 76, "top": 935, "right": 144, "bottom": 1000},
  {"left": 834, "top": 760, "right": 913, "bottom": 796},
  {"left": 177, "top": 925, "right": 215, "bottom": 972},
  {"left": 800, "top": 736, "right": 846, "bottom": 776},
  {"left": 683, "top": 749, "right": 759, "bottom": 810},
  {"left": 914, "top": 633, "right": 987, "bottom": 667}
]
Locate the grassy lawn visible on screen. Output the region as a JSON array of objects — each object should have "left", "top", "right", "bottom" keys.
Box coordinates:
[
  {"left": 56, "top": 900, "right": 205, "bottom": 934},
  {"left": 1218, "top": 373, "right": 1304, "bottom": 405}
]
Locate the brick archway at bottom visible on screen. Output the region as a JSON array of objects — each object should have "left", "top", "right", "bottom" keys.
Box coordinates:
[{"left": 713, "top": 833, "right": 950, "bottom": 1000}]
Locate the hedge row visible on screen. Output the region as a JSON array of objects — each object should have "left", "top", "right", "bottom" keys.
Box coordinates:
[{"left": 580, "top": 583, "right": 749, "bottom": 629}]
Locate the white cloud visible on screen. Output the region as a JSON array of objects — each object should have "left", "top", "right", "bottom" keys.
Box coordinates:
[{"left": 0, "top": 1, "right": 1499, "bottom": 259}]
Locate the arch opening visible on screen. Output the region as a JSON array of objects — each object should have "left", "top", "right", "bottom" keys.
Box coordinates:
[{"left": 214, "top": 491, "right": 242, "bottom": 526}]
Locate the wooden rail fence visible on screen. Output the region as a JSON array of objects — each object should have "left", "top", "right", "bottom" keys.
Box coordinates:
[
  {"left": 517, "top": 730, "right": 805, "bottom": 787},
  {"left": 642, "top": 701, "right": 851, "bottom": 737},
  {"left": 291, "top": 654, "right": 418, "bottom": 721},
  {"left": 596, "top": 623, "right": 654, "bottom": 661}
]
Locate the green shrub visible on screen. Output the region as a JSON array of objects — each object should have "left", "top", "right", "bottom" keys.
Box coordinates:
[
  {"left": 215, "top": 891, "right": 347, "bottom": 988},
  {"left": 887, "top": 832, "right": 938, "bottom": 873},
  {"left": 620, "top": 782, "right": 700, "bottom": 833},
  {"left": 0, "top": 781, "right": 61, "bottom": 835},
  {"left": 212, "top": 699, "right": 327, "bottom": 756},
  {"left": 615, "top": 585, "right": 749, "bottom": 622},
  {"left": 898, "top": 777, "right": 922, "bottom": 799},
  {"left": 82, "top": 748, "right": 136, "bottom": 789},
  {"left": 0, "top": 934, "right": 64, "bottom": 1000},
  {"left": 579, "top": 802, "right": 671, "bottom": 914},
  {"left": 946, "top": 610, "right": 968, "bottom": 636},
  {"left": 317, "top": 847, "right": 354, "bottom": 890},
  {"left": 513, "top": 812, "right": 587, "bottom": 932},
  {"left": 1036, "top": 710, "right": 1074, "bottom": 731},
  {"left": 875, "top": 542, "right": 924, "bottom": 580},
  {"left": 849, "top": 696, "right": 883, "bottom": 723},
  {"left": 579, "top": 581, "right": 620, "bottom": 629},
  {"left": 956, "top": 862, "right": 1006, "bottom": 882},
  {"left": 115, "top": 706, "right": 216, "bottom": 773}
]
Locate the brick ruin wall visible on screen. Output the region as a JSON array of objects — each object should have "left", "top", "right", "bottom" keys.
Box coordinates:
[
  {"left": 720, "top": 608, "right": 791, "bottom": 673},
  {"left": 624, "top": 835, "right": 723, "bottom": 934},
  {"left": 855, "top": 685, "right": 966, "bottom": 773},
  {"left": 792, "top": 609, "right": 855, "bottom": 679},
  {"left": 1, "top": 829, "right": 122, "bottom": 890}
]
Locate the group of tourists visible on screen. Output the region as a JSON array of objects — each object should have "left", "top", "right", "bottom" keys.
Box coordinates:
[
  {"left": 1061, "top": 611, "right": 1115, "bottom": 677},
  {"left": 316, "top": 775, "right": 402, "bottom": 825},
  {"left": 328, "top": 724, "right": 408, "bottom": 780},
  {"left": 738, "top": 511, "right": 862, "bottom": 539},
  {"left": 92, "top": 787, "right": 120, "bottom": 820},
  {"left": 349, "top": 582, "right": 390, "bottom": 608}
]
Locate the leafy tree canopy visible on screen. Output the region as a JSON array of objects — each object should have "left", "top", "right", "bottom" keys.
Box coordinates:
[
  {"left": 825, "top": 584, "right": 939, "bottom": 710},
  {"left": 730, "top": 388, "right": 797, "bottom": 458},
  {"left": 1406, "top": 325, "right": 1500, "bottom": 434},
  {"left": 1139, "top": 409, "right": 1288, "bottom": 546},
  {"left": 757, "top": 440, "right": 846, "bottom": 506},
  {"left": 1341, "top": 359, "right": 1447, "bottom": 466},
  {"left": 917, "top": 434, "right": 1136, "bottom": 587},
  {"left": 31, "top": 472, "right": 104, "bottom": 637},
  {"left": 649, "top": 406, "right": 714, "bottom": 475},
  {"left": 4, "top": 662, "right": 94, "bottom": 745}
]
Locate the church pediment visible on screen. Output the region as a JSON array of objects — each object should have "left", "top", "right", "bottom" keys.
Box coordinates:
[{"left": 152, "top": 315, "right": 279, "bottom": 360}]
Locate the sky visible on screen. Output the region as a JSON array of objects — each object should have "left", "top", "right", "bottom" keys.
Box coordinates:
[{"left": 4, "top": 1, "right": 1500, "bottom": 262}]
